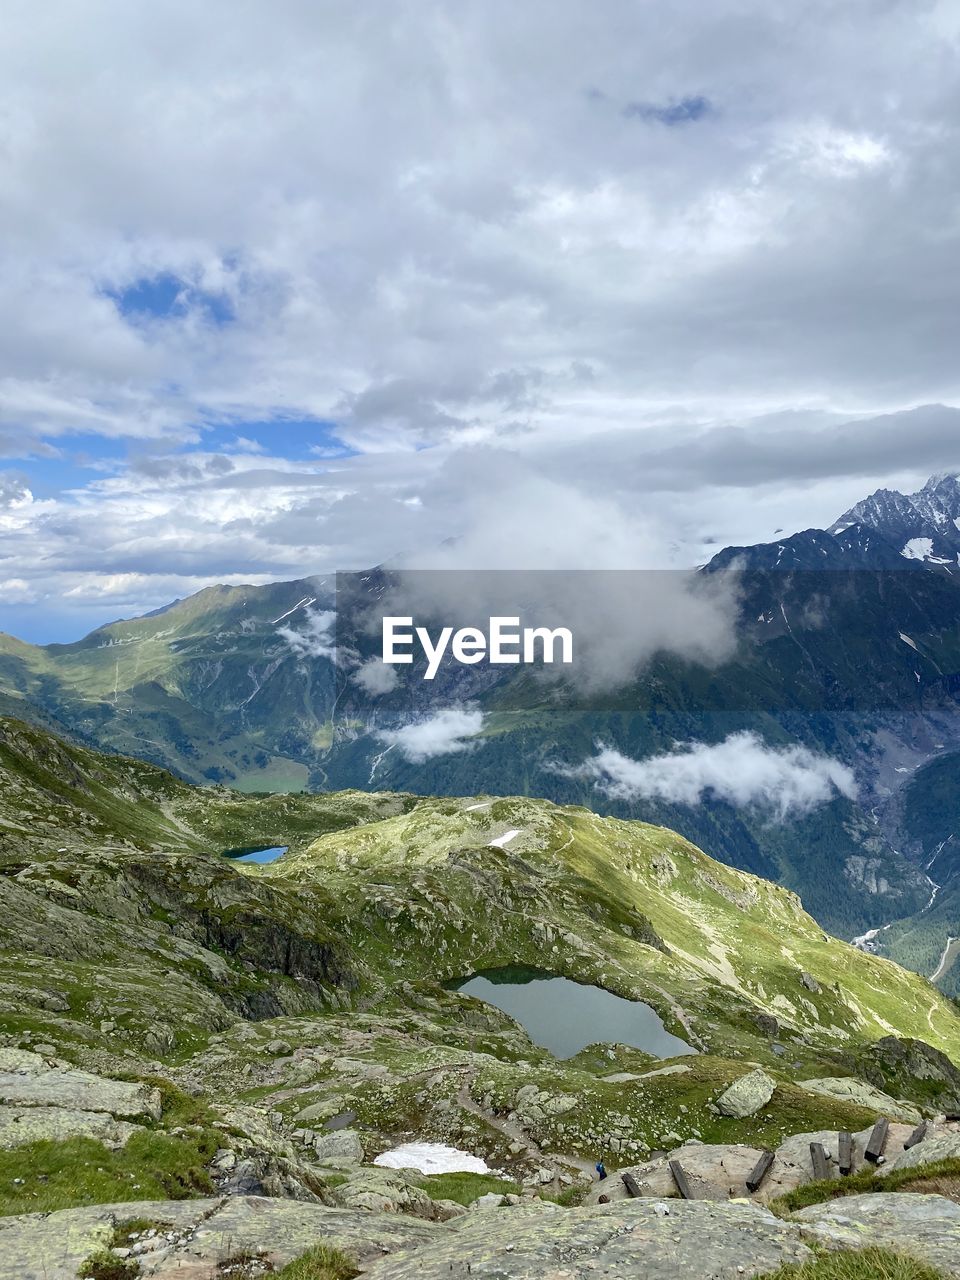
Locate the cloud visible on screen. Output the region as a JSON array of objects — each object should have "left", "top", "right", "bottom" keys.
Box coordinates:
[
  {"left": 375, "top": 706, "right": 484, "bottom": 762},
  {"left": 568, "top": 731, "right": 857, "bottom": 820},
  {"left": 276, "top": 607, "right": 336, "bottom": 659},
  {"left": 351, "top": 658, "right": 399, "bottom": 696},
  {"left": 3, "top": 3, "right": 960, "bottom": 635}
]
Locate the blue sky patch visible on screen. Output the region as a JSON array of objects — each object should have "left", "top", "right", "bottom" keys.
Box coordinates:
[{"left": 623, "top": 95, "right": 713, "bottom": 126}]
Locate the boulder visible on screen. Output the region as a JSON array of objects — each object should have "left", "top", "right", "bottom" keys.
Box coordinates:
[
  {"left": 715, "top": 1068, "right": 776, "bottom": 1118},
  {"left": 312, "top": 1127, "right": 364, "bottom": 1163},
  {"left": 330, "top": 1167, "right": 466, "bottom": 1222}
]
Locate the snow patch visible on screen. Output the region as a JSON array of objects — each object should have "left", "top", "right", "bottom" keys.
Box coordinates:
[
  {"left": 901, "top": 538, "right": 934, "bottom": 561},
  {"left": 374, "top": 1142, "right": 490, "bottom": 1175},
  {"left": 489, "top": 828, "right": 521, "bottom": 848}
]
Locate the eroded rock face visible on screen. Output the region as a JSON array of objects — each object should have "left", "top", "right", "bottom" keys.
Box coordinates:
[{"left": 714, "top": 1068, "right": 776, "bottom": 1118}]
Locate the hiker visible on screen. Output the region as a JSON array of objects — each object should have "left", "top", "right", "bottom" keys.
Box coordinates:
[{"left": 595, "top": 1160, "right": 607, "bottom": 1181}]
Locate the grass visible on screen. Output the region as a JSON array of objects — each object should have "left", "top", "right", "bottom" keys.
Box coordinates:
[
  {"left": 770, "top": 1157, "right": 960, "bottom": 1215},
  {"left": 757, "top": 1246, "right": 948, "bottom": 1279},
  {"left": 0, "top": 1130, "right": 218, "bottom": 1215},
  {"left": 77, "top": 1251, "right": 139, "bottom": 1280},
  {"left": 422, "top": 1171, "right": 521, "bottom": 1205},
  {"left": 275, "top": 1244, "right": 360, "bottom": 1280}
]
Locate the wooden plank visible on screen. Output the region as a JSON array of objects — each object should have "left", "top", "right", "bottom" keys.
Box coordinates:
[
  {"left": 904, "top": 1122, "right": 929, "bottom": 1150},
  {"left": 746, "top": 1150, "right": 775, "bottom": 1193},
  {"left": 668, "top": 1159, "right": 694, "bottom": 1200},
  {"left": 838, "top": 1130, "right": 853, "bottom": 1176},
  {"left": 864, "top": 1117, "right": 890, "bottom": 1164},
  {"left": 621, "top": 1171, "right": 643, "bottom": 1199},
  {"left": 809, "top": 1142, "right": 830, "bottom": 1182}
]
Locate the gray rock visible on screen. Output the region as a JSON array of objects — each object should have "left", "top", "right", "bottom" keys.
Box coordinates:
[
  {"left": 882, "top": 1130, "right": 960, "bottom": 1174},
  {"left": 715, "top": 1068, "right": 776, "bottom": 1118},
  {"left": 0, "top": 1053, "right": 161, "bottom": 1122},
  {"left": 312, "top": 1127, "right": 364, "bottom": 1163},
  {"left": 796, "top": 1193, "right": 960, "bottom": 1276},
  {"left": 798, "top": 1076, "right": 921, "bottom": 1123},
  {"left": 800, "top": 972, "right": 821, "bottom": 993},
  {"left": 0, "top": 1195, "right": 440, "bottom": 1280},
  {"left": 364, "top": 1198, "right": 813, "bottom": 1280},
  {"left": 0, "top": 1105, "right": 140, "bottom": 1149}
]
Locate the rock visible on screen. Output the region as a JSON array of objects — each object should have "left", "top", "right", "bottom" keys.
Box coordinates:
[
  {"left": 796, "top": 1193, "right": 960, "bottom": 1276},
  {"left": 774, "top": 1121, "right": 919, "bottom": 1182},
  {"left": 798, "top": 1076, "right": 921, "bottom": 1123},
  {"left": 586, "top": 1143, "right": 791, "bottom": 1204},
  {"left": 882, "top": 1130, "right": 960, "bottom": 1174},
  {"left": 472, "top": 1192, "right": 507, "bottom": 1209},
  {"left": 0, "top": 1105, "right": 140, "bottom": 1149},
  {"left": 363, "top": 1198, "right": 814, "bottom": 1280},
  {"left": 0, "top": 1053, "right": 161, "bottom": 1122},
  {"left": 312, "top": 1128, "right": 364, "bottom": 1163},
  {"left": 715, "top": 1068, "right": 776, "bottom": 1118},
  {"left": 262, "top": 1039, "right": 293, "bottom": 1055},
  {"left": 331, "top": 1167, "right": 467, "bottom": 1222},
  {"left": 638, "top": 1064, "right": 691, "bottom": 1080},
  {"left": 800, "top": 972, "right": 821, "bottom": 993},
  {"left": 0, "top": 1196, "right": 441, "bottom": 1280}
]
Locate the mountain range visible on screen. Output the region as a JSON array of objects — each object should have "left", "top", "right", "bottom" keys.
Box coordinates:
[{"left": 5, "top": 475, "right": 960, "bottom": 991}]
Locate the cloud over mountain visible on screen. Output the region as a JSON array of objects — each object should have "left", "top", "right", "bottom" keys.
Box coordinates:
[{"left": 569, "top": 732, "right": 858, "bottom": 820}]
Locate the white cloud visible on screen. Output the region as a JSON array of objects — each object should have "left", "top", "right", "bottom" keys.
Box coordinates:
[
  {"left": 569, "top": 731, "right": 857, "bottom": 820},
  {"left": 352, "top": 658, "right": 399, "bottom": 696},
  {"left": 375, "top": 706, "right": 484, "bottom": 762},
  {"left": 276, "top": 607, "right": 336, "bottom": 659}
]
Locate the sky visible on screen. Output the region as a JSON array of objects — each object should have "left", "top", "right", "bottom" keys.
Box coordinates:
[{"left": 2, "top": 0, "right": 960, "bottom": 641}]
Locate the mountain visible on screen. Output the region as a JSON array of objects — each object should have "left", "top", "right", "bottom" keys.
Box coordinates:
[
  {"left": 829, "top": 473, "right": 960, "bottom": 569},
  {"left": 7, "top": 476, "right": 960, "bottom": 973},
  {"left": 3, "top": 717, "right": 960, "bottom": 1244}
]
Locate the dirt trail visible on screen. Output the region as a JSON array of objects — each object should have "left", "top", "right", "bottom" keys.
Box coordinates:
[{"left": 453, "top": 1072, "right": 595, "bottom": 1181}]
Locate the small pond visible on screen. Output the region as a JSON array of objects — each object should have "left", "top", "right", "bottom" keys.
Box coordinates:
[
  {"left": 452, "top": 966, "right": 696, "bottom": 1060},
  {"left": 222, "top": 845, "right": 288, "bottom": 864}
]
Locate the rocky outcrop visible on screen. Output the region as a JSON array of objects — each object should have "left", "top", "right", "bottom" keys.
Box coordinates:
[
  {"left": 587, "top": 1119, "right": 951, "bottom": 1204},
  {"left": 0, "top": 1196, "right": 441, "bottom": 1280},
  {"left": 795, "top": 1193, "right": 960, "bottom": 1276},
  {"left": 797, "top": 1075, "right": 921, "bottom": 1123},
  {"left": 714, "top": 1068, "right": 776, "bottom": 1118},
  {"left": 365, "top": 1199, "right": 816, "bottom": 1280},
  {"left": 0, "top": 1048, "right": 161, "bottom": 1150}
]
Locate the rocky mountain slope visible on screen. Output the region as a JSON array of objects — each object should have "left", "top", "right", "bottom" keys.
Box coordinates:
[{"left": 3, "top": 720, "right": 960, "bottom": 1277}]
